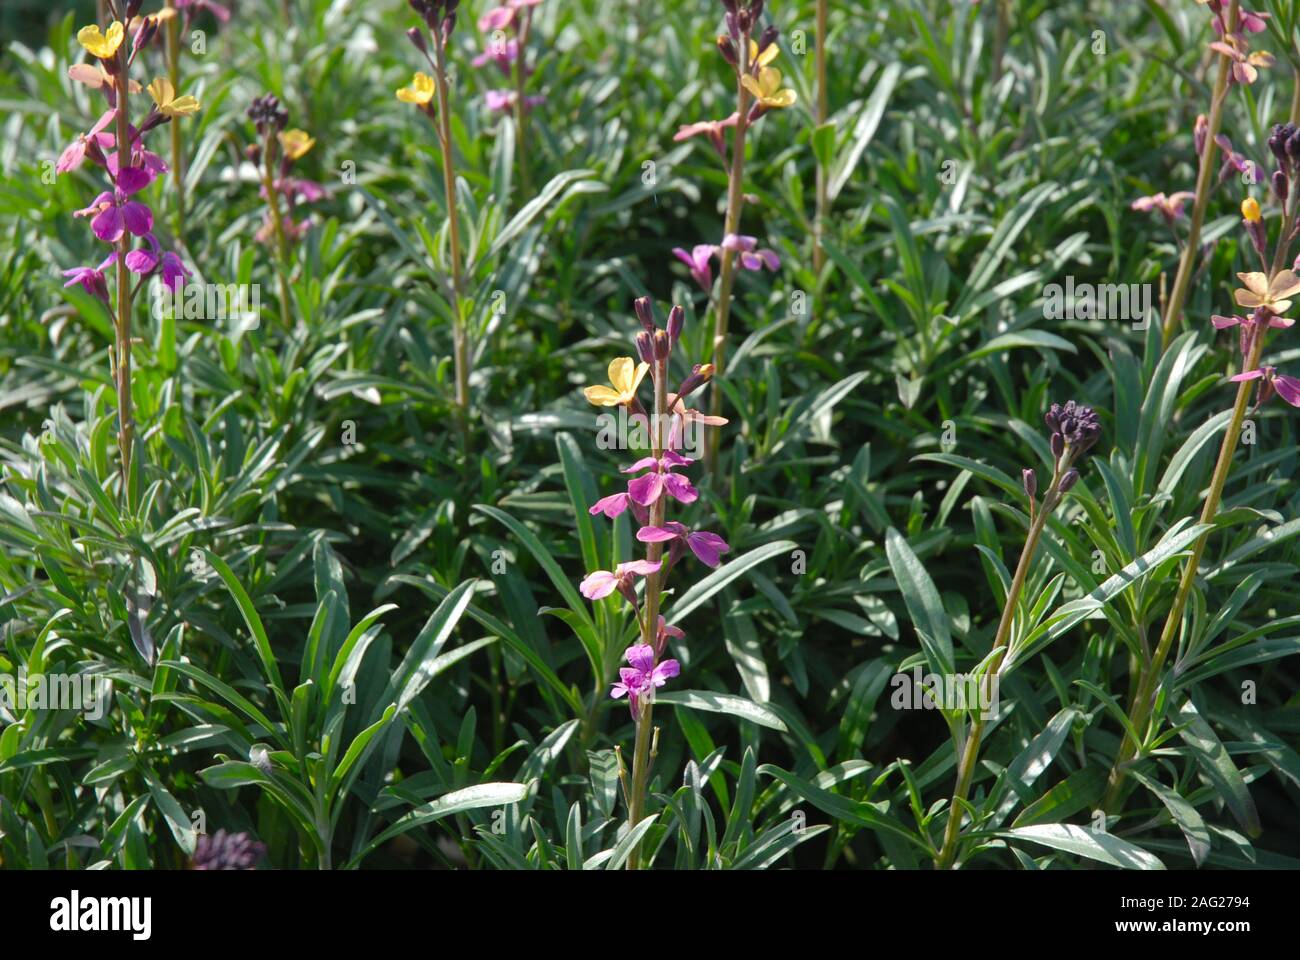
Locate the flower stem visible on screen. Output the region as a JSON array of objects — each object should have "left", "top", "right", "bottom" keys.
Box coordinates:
[
  {"left": 114, "top": 53, "right": 134, "bottom": 504},
  {"left": 512, "top": 10, "right": 534, "bottom": 200},
  {"left": 934, "top": 477, "right": 1058, "bottom": 869},
  {"left": 259, "top": 144, "right": 293, "bottom": 330},
  {"left": 705, "top": 39, "right": 753, "bottom": 473},
  {"left": 1159, "top": 0, "right": 1239, "bottom": 348},
  {"left": 165, "top": 1, "right": 184, "bottom": 238},
  {"left": 431, "top": 36, "right": 470, "bottom": 445},
  {"left": 812, "top": 0, "right": 828, "bottom": 278}
]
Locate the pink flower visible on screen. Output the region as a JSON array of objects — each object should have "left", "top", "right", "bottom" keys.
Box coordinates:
[
  {"left": 673, "top": 113, "right": 739, "bottom": 158},
  {"left": 61, "top": 252, "right": 117, "bottom": 304},
  {"left": 1231, "top": 366, "right": 1300, "bottom": 407},
  {"left": 623, "top": 450, "right": 698, "bottom": 506},
  {"left": 610, "top": 643, "right": 680, "bottom": 715},
  {"left": 722, "top": 233, "right": 780, "bottom": 272},
  {"left": 1131, "top": 191, "right": 1195, "bottom": 223},
  {"left": 579, "top": 559, "right": 662, "bottom": 602},
  {"left": 1208, "top": 34, "right": 1274, "bottom": 85},
  {"left": 672, "top": 244, "right": 718, "bottom": 291},
  {"left": 587, "top": 492, "right": 649, "bottom": 525},
  {"left": 124, "top": 233, "right": 191, "bottom": 290},
  {"left": 478, "top": 5, "right": 517, "bottom": 32},
  {"left": 473, "top": 37, "right": 525, "bottom": 75},
  {"left": 484, "top": 89, "right": 545, "bottom": 113},
  {"left": 56, "top": 109, "right": 117, "bottom": 174},
  {"left": 637, "top": 521, "right": 731, "bottom": 568}
]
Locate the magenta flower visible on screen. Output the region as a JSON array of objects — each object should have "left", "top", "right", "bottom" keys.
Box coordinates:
[
  {"left": 588, "top": 491, "right": 649, "bottom": 525},
  {"left": 722, "top": 233, "right": 780, "bottom": 272},
  {"left": 610, "top": 643, "right": 680, "bottom": 715},
  {"left": 484, "top": 89, "right": 545, "bottom": 113},
  {"left": 1131, "top": 191, "right": 1194, "bottom": 224},
  {"left": 672, "top": 244, "right": 718, "bottom": 291},
  {"left": 1231, "top": 366, "right": 1300, "bottom": 407},
  {"left": 56, "top": 109, "right": 117, "bottom": 174},
  {"left": 623, "top": 450, "right": 698, "bottom": 506},
  {"left": 62, "top": 252, "right": 117, "bottom": 304},
  {"left": 637, "top": 521, "right": 730, "bottom": 568},
  {"left": 478, "top": 5, "right": 518, "bottom": 31},
  {"left": 579, "top": 559, "right": 661, "bottom": 602},
  {"left": 75, "top": 188, "right": 153, "bottom": 245},
  {"left": 124, "top": 233, "right": 191, "bottom": 290}
]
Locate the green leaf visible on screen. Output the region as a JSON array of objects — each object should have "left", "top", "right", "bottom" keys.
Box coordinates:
[
  {"left": 1000, "top": 824, "right": 1165, "bottom": 870},
  {"left": 885, "top": 528, "right": 954, "bottom": 677},
  {"left": 656, "top": 690, "right": 788, "bottom": 731}
]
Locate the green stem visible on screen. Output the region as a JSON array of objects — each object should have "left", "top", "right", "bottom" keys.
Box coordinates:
[
  {"left": 812, "top": 0, "right": 828, "bottom": 278},
  {"left": 1160, "top": 0, "right": 1239, "bottom": 348},
  {"left": 114, "top": 49, "right": 134, "bottom": 503}
]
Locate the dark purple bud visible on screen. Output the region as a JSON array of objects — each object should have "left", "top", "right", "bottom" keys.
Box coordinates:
[
  {"left": 126, "top": 0, "right": 144, "bottom": 17},
  {"left": 1058, "top": 468, "right": 1080, "bottom": 493},
  {"left": 635, "top": 331, "right": 654, "bottom": 365},
  {"left": 407, "top": 26, "right": 428, "bottom": 54},
  {"left": 667, "top": 305, "right": 684, "bottom": 344},
  {"left": 1022, "top": 468, "right": 1036, "bottom": 499},
  {"left": 717, "top": 35, "right": 738, "bottom": 65},
  {"left": 442, "top": 14, "right": 456, "bottom": 39},
  {"left": 737, "top": 8, "right": 752, "bottom": 33},
  {"left": 1247, "top": 218, "right": 1267, "bottom": 260},
  {"left": 1274, "top": 169, "right": 1288, "bottom": 203},
  {"left": 1268, "top": 123, "right": 1289, "bottom": 163},
  {"left": 653, "top": 330, "right": 671, "bottom": 361},
  {"left": 634, "top": 296, "right": 655, "bottom": 333},
  {"left": 757, "top": 24, "right": 779, "bottom": 53},
  {"left": 726, "top": 11, "right": 740, "bottom": 39},
  {"left": 1050, "top": 432, "right": 1065, "bottom": 458}
]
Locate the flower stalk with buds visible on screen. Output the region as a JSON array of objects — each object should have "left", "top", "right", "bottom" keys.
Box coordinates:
[
  {"left": 578, "top": 297, "right": 730, "bottom": 869},
  {"left": 61, "top": 2, "right": 199, "bottom": 501},
  {"left": 1103, "top": 118, "right": 1300, "bottom": 813},
  {"left": 400, "top": 1, "right": 472, "bottom": 440},
  {"left": 934, "top": 402, "right": 1100, "bottom": 869}
]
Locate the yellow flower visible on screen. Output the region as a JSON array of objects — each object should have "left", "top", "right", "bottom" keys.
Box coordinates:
[
  {"left": 279, "top": 129, "right": 316, "bottom": 161},
  {"left": 1242, "top": 197, "right": 1261, "bottom": 223},
  {"left": 584, "top": 357, "right": 649, "bottom": 407},
  {"left": 1234, "top": 270, "right": 1300, "bottom": 315},
  {"left": 747, "top": 38, "right": 780, "bottom": 69},
  {"left": 77, "top": 21, "right": 124, "bottom": 61},
  {"left": 396, "top": 72, "right": 436, "bottom": 106},
  {"left": 741, "top": 66, "right": 797, "bottom": 110},
  {"left": 147, "top": 77, "right": 201, "bottom": 118}
]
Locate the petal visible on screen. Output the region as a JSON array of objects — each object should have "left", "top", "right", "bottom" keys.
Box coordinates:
[
  {"left": 1230, "top": 369, "right": 1266, "bottom": 382},
  {"left": 1210, "top": 314, "right": 1243, "bottom": 328},
  {"left": 121, "top": 202, "right": 154, "bottom": 236},
  {"left": 91, "top": 206, "right": 124, "bottom": 243},
  {"left": 584, "top": 384, "right": 623, "bottom": 406},
  {"left": 579, "top": 571, "right": 618, "bottom": 600},
  {"left": 1270, "top": 269, "right": 1300, "bottom": 299},
  {"left": 608, "top": 356, "right": 635, "bottom": 395},
  {"left": 1234, "top": 290, "right": 1264, "bottom": 309},
  {"left": 621, "top": 455, "right": 660, "bottom": 474},
  {"left": 687, "top": 531, "right": 730, "bottom": 567},
  {"left": 652, "top": 660, "right": 681, "bottom": 684},
  {"left": 662, "top": 473, "right": 698, "bottom": 504},
  {"left": 740, "top": 74, "right": 763, "bottom": 99},
  {"left": 1239, "top": 272, "right": 1269, "bottom": 296},
  {"left": 1272, "top": 374, "right": 1300, "bottom": 406},
  {"left": 618, "top": 559, "right": 662, "bottom": 578},
  {"left": 625, "top": 645, "right": 655, "bottom": 674},
  {"left": 589, "top": 493, "right": 630, "bottom": 518},
  {"left": 627, "top": 472, "right": 663, "bottom": 506},
  {"left": 635, "top": 525, "right": 678, "bottom": 543},
  {"left": 116, "top": 166, "right": 152, "bottom": 195}
]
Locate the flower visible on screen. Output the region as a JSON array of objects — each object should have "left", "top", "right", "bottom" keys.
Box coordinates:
[
  {"left": 1130, "top": 191, "right": 1195, "bottom": 222},
  {"left": 1242, "top": 196, "right": 1262, "bottom": 222},
  {"left": 622, "top": 450, "right": 698, "bottom": 506},
  {"left": 673, "top": 113, "right": 739, "bottom": 158},
  {"left": 77, "top": 21, "right": 125, "bottom": 60},
  {"left": 147, "top": 77, "right": 201, "bottom": 118},
  {"left": 666, "top": 397, "right": 727, "bottom": 450},
  {"left": 56, "top": 109, "right": 116, "bottom": 174},
  {"left": 477, "top": 5, "right": 517, "bottom": 32},
  {"left": 722, "top": 233, "right": 781, "bottom": 272},
  {"left": 609, "top": 643, "right": 680, "bottom": 715},
  {"left": 584, "top": 356, "right": 649, "bottom": 407},
  {"left": 579, "top": 560, "right": 661, "bottom": 602},
  {"left": 473, "top": 37, "right": 524, "bottom": 75},
  {"left": 741, "top": 66, "right": 797, "bottom": 109},
  {"left": 396, "top": 71, "right": 436, "bottom": 106},
  {"left": 68, "top": 63, "right": 141, "bottom": 92},
  {"left": 672, "top": 244, "right": 718, "bottom": 291},
  {"left": 484, "top": 89, "right": 545, "bottom": 113},
  {"left": 1209, "top": 34, "right": 1274, "bottom": 85},
  {"left": 278, "top": 128, "right": 315, "bottom": 161},
  {"left": 74, "top": 188, "right": 153, "bottom": 245},
  {"left": 62, "top": 252, "right": 117, "bottom": 304},
  {"left": 637, "top": 521, "right": 731, "bottom": 568},
  {"left": 124, "top": 233, "right": 191, "bottom": 290},
  {"left": 1230, "top": 366, "right": 1300, "bottom": 407},
  {"left": 1044, "top": 400, "right": 1101, "bottom": 454},
  {"left": 747, "top": 37, "right": 780, "bottom": 70},
  {"left": 1211, "top": 312, "right": 1294, "bottom": 330},
  {"left": 1234, "top": 270, "right": 1300, "bottom": 315},
  {"left": 191, "top": 830, "right": 266, "bottom": 870}
]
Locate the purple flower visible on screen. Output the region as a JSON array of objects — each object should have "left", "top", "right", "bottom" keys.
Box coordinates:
[
  {"left": 579, "top": 559, "right": 661, "bottom": 602},
  {"left": 588, "top": 491, "right": 649, "bottom": 525},
  {"left": 75, "top": 189, "right": 154, "bottom": 244},
  {"left": 472, "top": 37, "right": 527, "bottom": 75},
  {"left": 484, "top": 89, "right": 545, "bottom": 113},
  {"left": 124, "top": 234, "right": 192, "bottom": 290},
  {"left": 1131, "top": 191, "right": 1194, "bottom": 224},
  {"left": 1231, "top": 366, "right": 1300, "bottom": 407},
  {"left": 672, "top": 244, "right": 718, "bottom": 291},
  {"left": 622, "top": 450, "right": 698, "bottom": 506},
  {"left": 637, "top": 521, "right": 730, "bottom": 568},
  {"left": 721, "top": 233, "right": 780, "bottom": 272},
  {"left": 610, "top": 643, "right": 680, "bottom": 715},
  {"left": 61, "top": 252, "right": 117, "bottom": 304}
]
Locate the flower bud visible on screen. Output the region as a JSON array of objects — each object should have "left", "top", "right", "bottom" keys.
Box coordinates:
[
  {"left": 1242, "top": 196, "right": 1261, "bottom": 222},
  {"left": 667, "top": 305, "right": 684, "bottom": 344},
  {"left": 407, "top": 26, "right": 428, "bottom": 54},
  {"left": 1058, "top": 468, "right": 1080, "bottom": 493},
  {"left": 635, "top": 331, "right": 654, "bottom": 365},
  {"left": 442, "top": 13, "right": 456, "bottom": 39},
  {"left": 1022, "top": 468, "right": 1036, "bottom": 499},
  {"left": 653, "top": 329, "right": 671, "bottom": 361},
  {"left": 1050, "top": 432, "right": 1064, "bottom": 459},
  {"left": 717, "top": 35, "right": 738, "bottom": 65},
  {"left": 1195, "top": 114, "right": 1209, "bottom": 156},
  {"left": 757, "top": 24, "right": 779, "bottom": 53},
  {"left": 1274, "top": 169, "right": 1288, "bottom": 204},
  {"left": 634, "top": 296, "right": 655, "bottom": 333}
]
